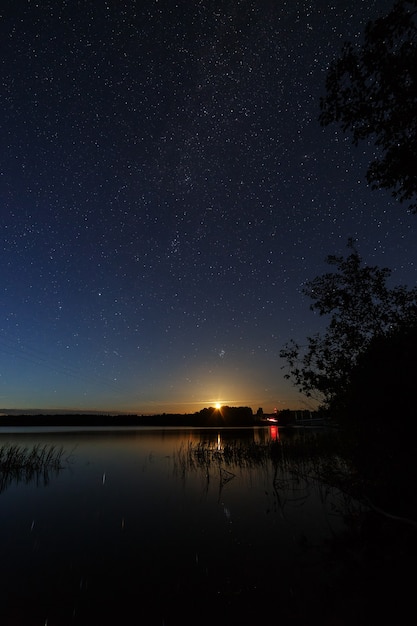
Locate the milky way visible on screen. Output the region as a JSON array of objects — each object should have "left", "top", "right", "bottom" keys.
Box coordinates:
[{"left": 0, "top": 0, "right": 415, "bottom": 413}]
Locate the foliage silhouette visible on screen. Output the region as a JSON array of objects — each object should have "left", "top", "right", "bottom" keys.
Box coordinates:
[
  {"left": 341, "top": 323, "right": 417, "bottom": 430},
  {"left": 280, "top": 239, "right": 417, "bottom": 415},
  {"left": 319, "top": 0, "right": 417, "bottom": 212}
]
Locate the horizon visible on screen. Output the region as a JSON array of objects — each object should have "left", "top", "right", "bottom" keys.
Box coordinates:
[{"left": 0, "top": 403, "right": 308, "bottom": 417}]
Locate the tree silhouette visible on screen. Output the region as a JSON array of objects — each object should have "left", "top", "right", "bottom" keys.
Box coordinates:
[
  {"left": 319, "top": 0, "right": 417, "bottom": 212},
  {"left": 280, "top": 240, "right": 417, "bottom": 413},
  {"left": 343, "top": 323, "right": 417, "bottom": 430}
]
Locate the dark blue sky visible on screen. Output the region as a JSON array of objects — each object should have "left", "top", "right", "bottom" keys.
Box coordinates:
[{"left": 0, "top": 0, "right": 415, "bottom": 414}]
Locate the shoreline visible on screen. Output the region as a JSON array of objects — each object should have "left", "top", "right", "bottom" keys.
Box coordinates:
[{"left": 0, "top": 413, "right": 262, "bottom": 429}]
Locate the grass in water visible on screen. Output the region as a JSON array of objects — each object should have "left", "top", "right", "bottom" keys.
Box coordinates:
[
  {"left": 0, "top": 443, "right": 65, "bottom": 493},
  {"left": 175, "top": 431, "right": 347, "bottom": 475},
  {"left": 174, "top": 430, "right": 370, "bottom": 511}
]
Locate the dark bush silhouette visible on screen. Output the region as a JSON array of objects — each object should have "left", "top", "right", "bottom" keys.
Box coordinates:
[{"left": 342, "top": 324, "right": 417, "bottom": 433}]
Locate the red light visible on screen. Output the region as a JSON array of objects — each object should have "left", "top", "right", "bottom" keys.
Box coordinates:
[{"left": 269, "top": 425, "right": 279, "bottom": 441}]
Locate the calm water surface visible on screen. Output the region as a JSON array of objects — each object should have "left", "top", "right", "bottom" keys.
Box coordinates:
[{"left": 0, "top": 427, "right": 349, "bottom": 625}]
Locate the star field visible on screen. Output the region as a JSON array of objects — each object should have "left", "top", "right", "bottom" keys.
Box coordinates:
[{"left": 0, "top": 0, "right": 415, "bottom": 413}]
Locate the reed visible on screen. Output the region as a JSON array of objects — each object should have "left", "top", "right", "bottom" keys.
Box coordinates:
[
  {"left": 0, "top": 443, "right": 65, "bottom": 493},
  {"left": 174, "top": 430, "right": 355, "bottom": 495}
]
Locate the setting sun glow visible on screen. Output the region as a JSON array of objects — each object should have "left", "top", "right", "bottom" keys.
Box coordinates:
[{"left": 214, "top": 402, "right": 222, "bottom": 410}]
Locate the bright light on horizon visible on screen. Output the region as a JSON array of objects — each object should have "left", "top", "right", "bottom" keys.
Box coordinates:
[{"left": 214, "top": 402, "right": 222, "bottom": 410}]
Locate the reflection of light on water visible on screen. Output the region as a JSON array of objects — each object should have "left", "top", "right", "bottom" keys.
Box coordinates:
[
  {"left": 223, "top": 505, "right": 232, "bottom": 522},
  {"left": 217, "top": 433, "right": 222, "bottom": 450},
  {"left": 269, "top": 425, "right": 279, "bottom": 441}
]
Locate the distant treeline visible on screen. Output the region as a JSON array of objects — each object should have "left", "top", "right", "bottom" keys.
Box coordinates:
[{"left": 0, "top": 406, "right": 256, "bottom": 428}]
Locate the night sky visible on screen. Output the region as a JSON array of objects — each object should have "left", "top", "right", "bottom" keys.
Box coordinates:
[{"left": 1, "top": 0, "right": 415, "bottom": 415}]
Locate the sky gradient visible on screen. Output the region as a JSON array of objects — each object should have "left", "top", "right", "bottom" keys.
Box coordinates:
[{"left": 1, "top": 0, "right": 416, "bottom": 415}]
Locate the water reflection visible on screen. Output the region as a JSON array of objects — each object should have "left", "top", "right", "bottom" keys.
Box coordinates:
[
  {"left": 173, "top": 429, "right": 350, "bottom": 526},
  {"left": 269, "top": 423, "right": 279, "bottom": 440},
  {"left": 0, "top": 426, "right": 352, "bottom": 625}
]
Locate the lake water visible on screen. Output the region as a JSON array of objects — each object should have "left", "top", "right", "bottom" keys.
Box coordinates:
[{"left": 0, "top": 426, "right": 351, "bottom": 625}]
